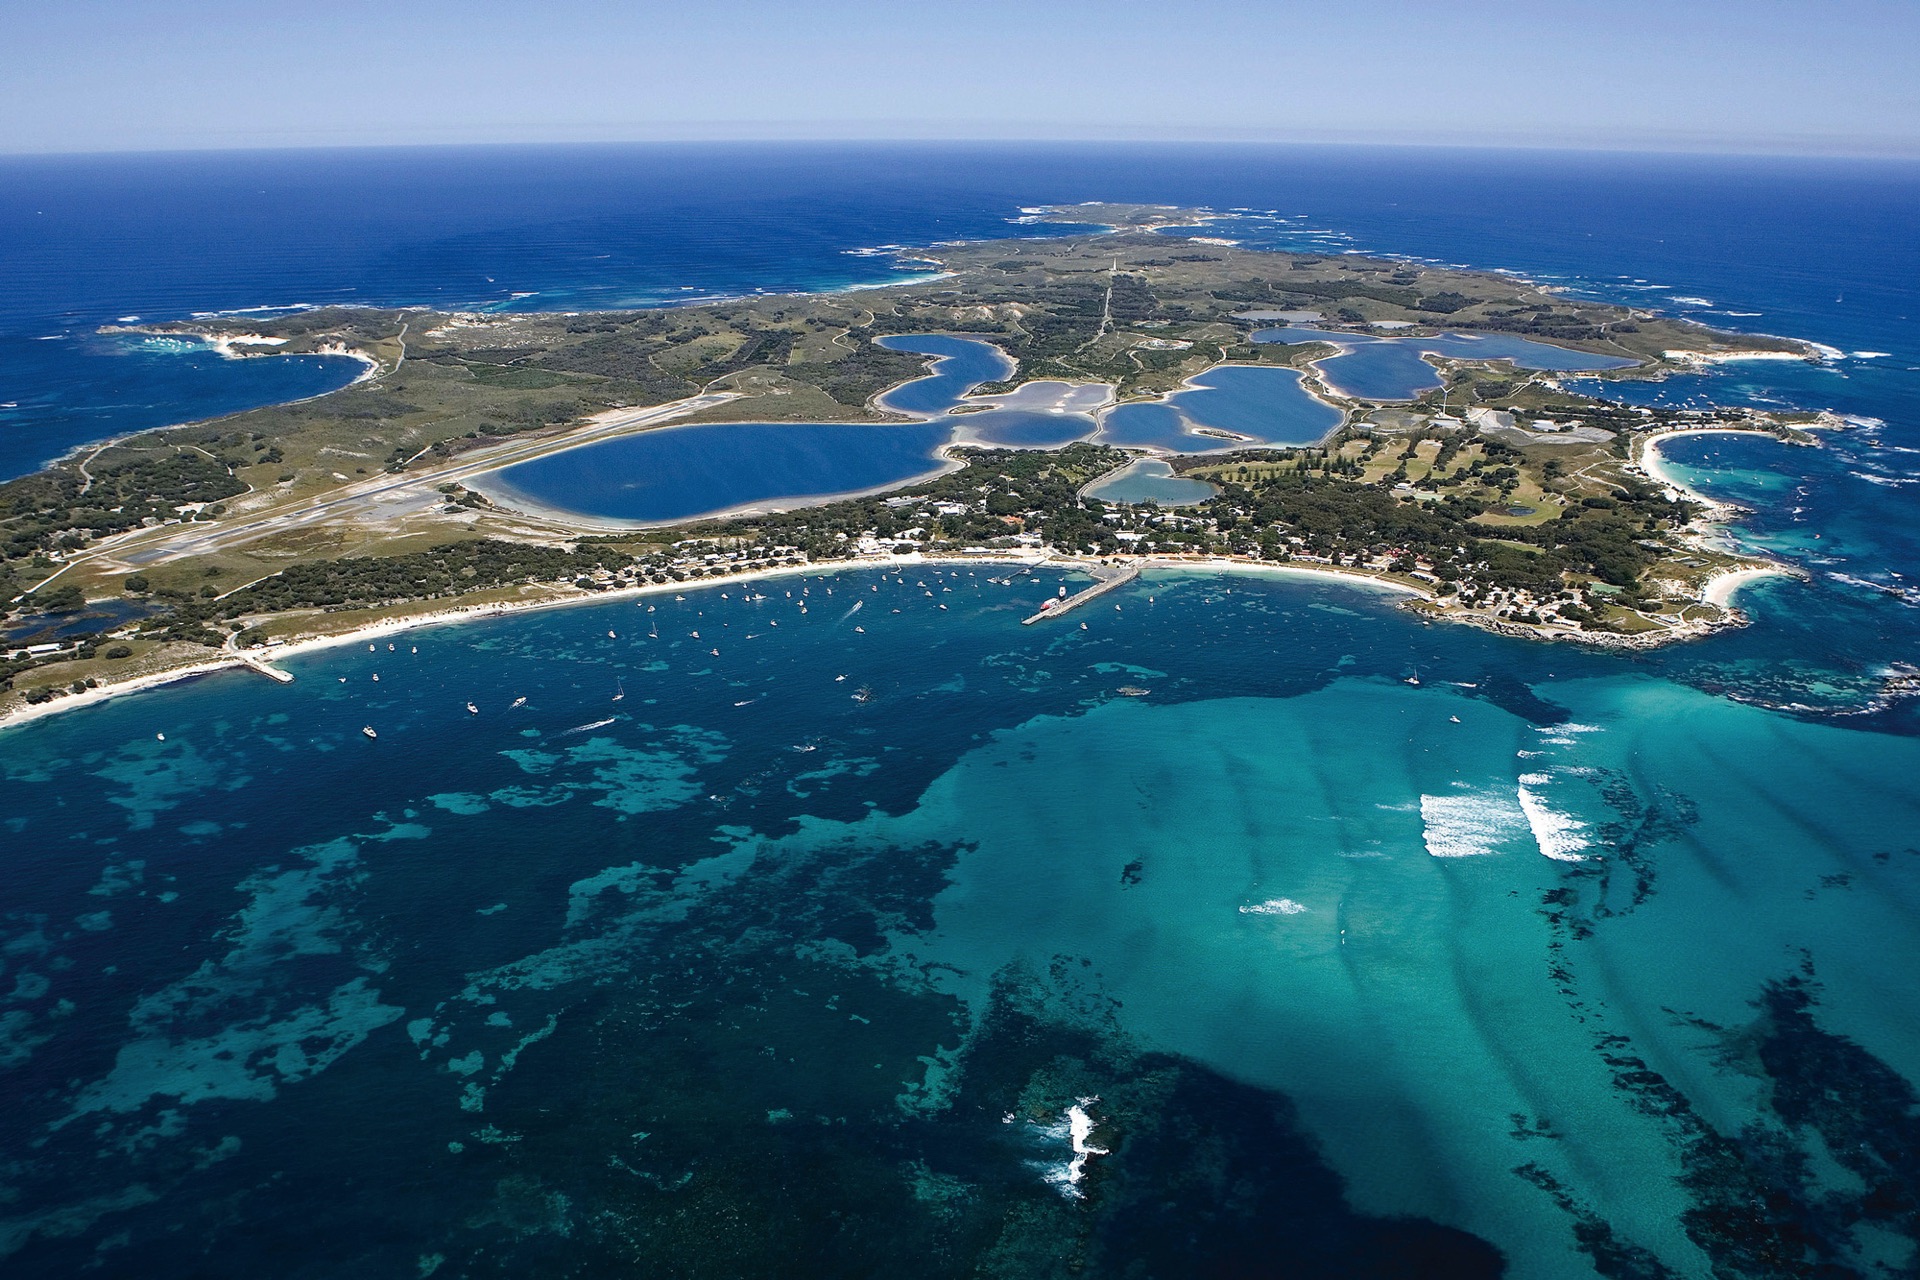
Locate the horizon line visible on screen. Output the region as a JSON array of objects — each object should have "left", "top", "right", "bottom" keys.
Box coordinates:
[{"left": 4, "top": 128, "right": 1919, "bottom": 164}]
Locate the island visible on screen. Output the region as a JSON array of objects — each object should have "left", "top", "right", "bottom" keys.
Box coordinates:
[{"left": 0, "top": 204, "right": 1837, "bottom": 723}]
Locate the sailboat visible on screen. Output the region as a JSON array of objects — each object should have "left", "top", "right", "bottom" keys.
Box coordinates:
[{"left": 612, "top": 679, "right": 625, "bottom": 703}]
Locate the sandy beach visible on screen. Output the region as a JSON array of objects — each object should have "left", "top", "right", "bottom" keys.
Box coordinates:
[
  {"left": 5, "top": 413, "right": 1806, "bottom": 735},
  {"left": 1635, "top": 427, "right": 1780, "bottom": 511},
  {"left": 0, "top": 550, "right": 1427, "bottom": 735},
  {"left": 1702, "top": 565, "right": 1792, "bottom": 608},
  {"left": 0, "top": 519, "right": 1780, "bottom": 736}
]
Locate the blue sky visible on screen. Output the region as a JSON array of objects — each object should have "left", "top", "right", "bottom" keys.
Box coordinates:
[{"left": 2, "top": 0, "right": 1915, "bottom": 155}]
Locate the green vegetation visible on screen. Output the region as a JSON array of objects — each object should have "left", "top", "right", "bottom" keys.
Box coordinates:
[
  {"left": 225, "top": 539, "right": 635, "bottom": 613},
  {"left": 2, "top": 450, "right": 245, "bottom": 570},
  {"left": 1, "top": 206, "right": 1811, "bottom": 714}
]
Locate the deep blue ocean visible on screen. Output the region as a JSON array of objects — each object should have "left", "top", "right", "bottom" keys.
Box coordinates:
[{"left": 2, "top": 144, "right": 1919, "bottom": 1278}]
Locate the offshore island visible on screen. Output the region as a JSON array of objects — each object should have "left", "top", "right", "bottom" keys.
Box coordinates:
[{"left": 0, "top": 203, "right": 1840, "bottom": 724}]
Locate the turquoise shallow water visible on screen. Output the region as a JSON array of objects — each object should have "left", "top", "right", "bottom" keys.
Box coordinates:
[{"left": 4, "top": 564, "right": 1919, "bottom": 1275}]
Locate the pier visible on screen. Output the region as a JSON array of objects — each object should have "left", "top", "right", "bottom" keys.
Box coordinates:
[
  {"left": 239, "top": 655, "right": 295, "bottom": 684},
  {"left": 1021, "top": 562, "right": 1140, "bottom": 624}
]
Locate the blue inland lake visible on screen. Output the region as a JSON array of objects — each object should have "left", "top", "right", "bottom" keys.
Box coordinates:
[
  {"left": 485, "top": 343, "right": 1347, "bottom": 524},
  {"left": 1082, "top": 457, "right": 1217, "bottom": 505},
  {"left": 1253, "top": 324, "right": 1638, "bottom": 400}
]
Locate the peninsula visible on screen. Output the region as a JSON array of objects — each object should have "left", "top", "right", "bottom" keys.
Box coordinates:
[{"left": 0, "top": 204, "right": 1830, "bottom": 722}]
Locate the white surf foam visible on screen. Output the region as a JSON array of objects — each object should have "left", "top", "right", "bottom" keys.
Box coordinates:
[
  {"left": 1239, "top": 898, "right": 1309, "bottom": 916},
  {"left": 1420, "top": 789, "right": 1528, "bottom": 858},
  {"left": 1518, "top": 785, "right": 1590, "bottom": 861}
]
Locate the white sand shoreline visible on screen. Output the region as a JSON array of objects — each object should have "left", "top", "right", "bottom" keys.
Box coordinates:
[
  {"left": 1702, "top": 566, "right": 1792, "bottom": 608},
  {"left": 1636, "top": 427, "right": 1782, "bottom": 511},
  {"left": 0, "top": 552, "right": 1425, "bottom": 735},
  {"left": 1633, "top": 428, "right": 1803, "bottom": 613},
  {"left": 0, "top": 524, "right": 1790, "bottom": 735}
]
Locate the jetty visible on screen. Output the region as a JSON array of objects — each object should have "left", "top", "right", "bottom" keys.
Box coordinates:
[
  {"left": 239, "top": 654, "right": 295, "bottom": 684},
  {"left": 224, "top": 633, "right": 295, "bottom": 684},
  {"left": 1022, "top": 562, "right": 1140, "bottom": 625}
]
